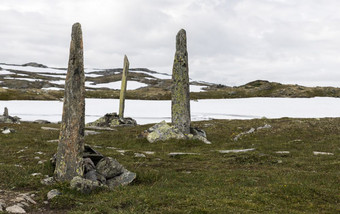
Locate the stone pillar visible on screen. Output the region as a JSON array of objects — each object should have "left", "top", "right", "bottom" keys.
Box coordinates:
[
  {"left": 55, "top": 23, "right": 85, "bottom": 181},
  {"left": 119, "top": 55, "right": 129, "bottom": 118},
  {"left": 3, "top": 107, "right": 8, "bottom": 117},
  {"left": 171, "top": 29, "right": 191, "bottom": 134}
]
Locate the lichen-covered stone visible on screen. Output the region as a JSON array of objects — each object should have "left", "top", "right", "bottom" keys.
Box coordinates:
[
  {"left": 70, "top": 176, "right": 102, "bottom": 194},
  {"left": 47, "top": 189, "right": 61, "bottom": 200},
  {"left": 146, "top": 120, "right": 186, "bottom": 143},
  {"left": 55, "top": 23, "right": 85, "bottom": 181},
  {"left": 96, "top": 157, "right": 124, "bottom": 179},
  {"left": 171, "top": 29, "right": 191, "bottom": 134},
  {"left": 119, "top": 55, "right": 129, "bottom": 118}
]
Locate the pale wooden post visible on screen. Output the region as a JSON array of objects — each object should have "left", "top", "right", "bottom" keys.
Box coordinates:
[{"left": 119, "top": 55, "right": 129, "bottom": 118}]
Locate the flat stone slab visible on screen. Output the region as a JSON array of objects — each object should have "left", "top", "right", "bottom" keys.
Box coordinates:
[
  {"left": 6, "top": 205, "right": 26, "bottom": 213},
  {"left": 275, "top": 151, "right": 290, "bottom": 154},
  {"left": 169, "top": 152, "right": 200, "bottom": 157},
  {"left": 143, "top": 151, "right": 155, "bottom": 155},
  {"left": 84, "top": 130, "right": 100, "bottom": 136},
  {"left": 41, "top": 127, "right": 59, "bottom": 131},
  {"left": 218, "top": 148, "right": 255, "bottom": 154},
  {"left": 313, "top": 151, "right": 334, "bottom": 156},
  {"left": 84, "top": 126, "right": 117, "bottom": 131}
]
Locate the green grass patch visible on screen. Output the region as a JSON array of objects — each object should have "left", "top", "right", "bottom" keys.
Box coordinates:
[{"left": 0, "top": 118, "right": 339, "bottom": 213}]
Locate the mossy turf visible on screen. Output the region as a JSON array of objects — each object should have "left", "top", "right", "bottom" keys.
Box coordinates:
[{"left": 0, "top": 118, "right": 339, "bottom": 213}]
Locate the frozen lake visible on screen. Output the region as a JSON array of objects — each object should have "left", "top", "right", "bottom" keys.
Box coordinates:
[{"left": 0, "top": 97, "right": 339, "bottom": 125}]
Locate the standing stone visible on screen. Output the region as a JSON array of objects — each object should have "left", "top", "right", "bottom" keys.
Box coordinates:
[
  {"left": 55, "top": 23, "right": 85, "bottom": 181},
  {"left": 171, "top": 29, "right": 191, "bottom": 134},
  {"left": 119, "top": 55, "right": 129, "bottom": 118},
  {"left": 3, "top": 107, "right": 8, "bottom": 117}
]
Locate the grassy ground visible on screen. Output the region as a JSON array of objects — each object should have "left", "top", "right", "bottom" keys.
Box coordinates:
[{"left": 0, "top": 118, "right": 339, "bottom": 213}]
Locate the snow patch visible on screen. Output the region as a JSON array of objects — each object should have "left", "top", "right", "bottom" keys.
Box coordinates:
[
  {"left": 85, "top": 81, "right": 147, "bottom": 90},
  {"left": 0, "top": 64, "right": 66, "bottom": 74},
  {"left": 1, "top": 97, "right": 340, "bottom": 125},
  {"left": 190, "top": 85, "right": 205, "bottom": 92}
]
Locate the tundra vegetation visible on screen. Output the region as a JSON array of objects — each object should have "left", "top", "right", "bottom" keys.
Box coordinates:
[{"left": 0, "top": 118, "right": 339, "bottom": 213}]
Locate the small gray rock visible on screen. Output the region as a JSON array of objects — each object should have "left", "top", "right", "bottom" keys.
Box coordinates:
[
  {"left": 83, "top": 157, "right": 95, "bottom": 172},
  {"left": 190, "top": 127, "right": 207, "bottom": 138},
  {"left": 41, "top": 176, "right": 55, "bottom": 185},
  {"left": 96, "top": 172, "right": 107, "bottom": 184},
  {"left": 134, "top": 153, "right": 146, "bottom": 158},
  {"left": 17, "top": 202, "right": 29, "bottom": 208},
  {"left": 22, "top": 195, "right": 36, "bottom": 205},
  {"left": 6, "top": 205, "right": 26, "bottom": 213},
  {"left": 106, "top": 169, "right": 136, "bottom": 189},
  {"left": 85, "top": 170, "right": 97, "bottom": 181},
  {"left": 96, "top": 157, "right": 124, "bottom": 179},
  {"left": 168, "top": 152, "right": 200, "bottom": 157},
  {"left": 2, "top": 127, "right": 15, "bottom": 134},
  {"left": 47, "top": 189, "right": 61, "bottom": 200},
  {"left": 34, "top": 120, "right": 51, "bottom": 124}
]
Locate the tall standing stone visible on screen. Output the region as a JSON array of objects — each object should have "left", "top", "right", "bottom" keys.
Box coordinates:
[
  {"left": 119, "top": 55, "right": 129, "bottom": 118},
  {"left": 55, "top": 23, "right": 85, "bottom": 181},
  {"left": 3, "top": 107, "right": 8, "bottom": 117},
  {"left": 171, "top": 29, "right": 191, "bottom": 134}
]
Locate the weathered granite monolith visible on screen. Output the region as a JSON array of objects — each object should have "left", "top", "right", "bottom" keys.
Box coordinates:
[
  {"left": 119, "top": 55, "right": 129, "bottom": 118},
  {"left": 3, "top": 107, "right": 8, "bottom": 117},
  {"left": 55, "top": 23, "right": 85, "bottom": 181},
  {"left": 171, "top": 29, "right": 191, "bottom": 134}
]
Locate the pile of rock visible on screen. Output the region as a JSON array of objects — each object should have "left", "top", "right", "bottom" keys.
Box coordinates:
[
  {"left": 2, "top": 127, "right": 16, "bottom": 134},
  {"left": 0, "top": 107, "right": 20, "bottom": 124},
  {"left": 51, "top": 145, "right": 136, "bottom": 193},
  {"left": 86, "top": 113, "right": 137, "bottom": 128},
  {"left": 0, "top": 191, "right": 36, "bottom": 214},
  {"left": 141, "top": 120, "right": 211, "bottom": 144}
]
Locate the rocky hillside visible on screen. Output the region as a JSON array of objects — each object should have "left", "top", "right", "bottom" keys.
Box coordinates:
[{"left": 1, "top": 62, "right": 340, "bottom": 100}]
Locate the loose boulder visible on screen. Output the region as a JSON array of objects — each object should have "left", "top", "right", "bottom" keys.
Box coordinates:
[
  {"left": 143, "top": 121, "right": 211, "bottom": 144},
  {"left": 146, "top": 121, "right": 185, "bottom": 143},
  {"left": 106, "top": 168, "right": 136, "bottom": 189},
  {"left": 96, "top": 157, "right": 124, "bottom": 179},
  {"left": 70, "top": 176, "right": 102, "bottom": 194}
]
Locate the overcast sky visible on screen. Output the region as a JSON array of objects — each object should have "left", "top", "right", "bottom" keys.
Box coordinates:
[{"left": 1, "top": 0, "right": 340, "bottom": 86}]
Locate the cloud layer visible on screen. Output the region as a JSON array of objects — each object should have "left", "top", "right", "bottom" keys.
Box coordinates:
[{"left": 1, "top": 0, "right": 340, "bottom": 86}]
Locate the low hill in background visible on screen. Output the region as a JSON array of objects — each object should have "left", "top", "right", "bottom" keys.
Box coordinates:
[{"left": 1, "top": 62, "right": 340, "bottom": 100}]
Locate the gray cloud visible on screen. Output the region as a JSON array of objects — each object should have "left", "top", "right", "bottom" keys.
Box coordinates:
[{"left": 1, "top": 0, "right": 340, "bottom": 87}]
